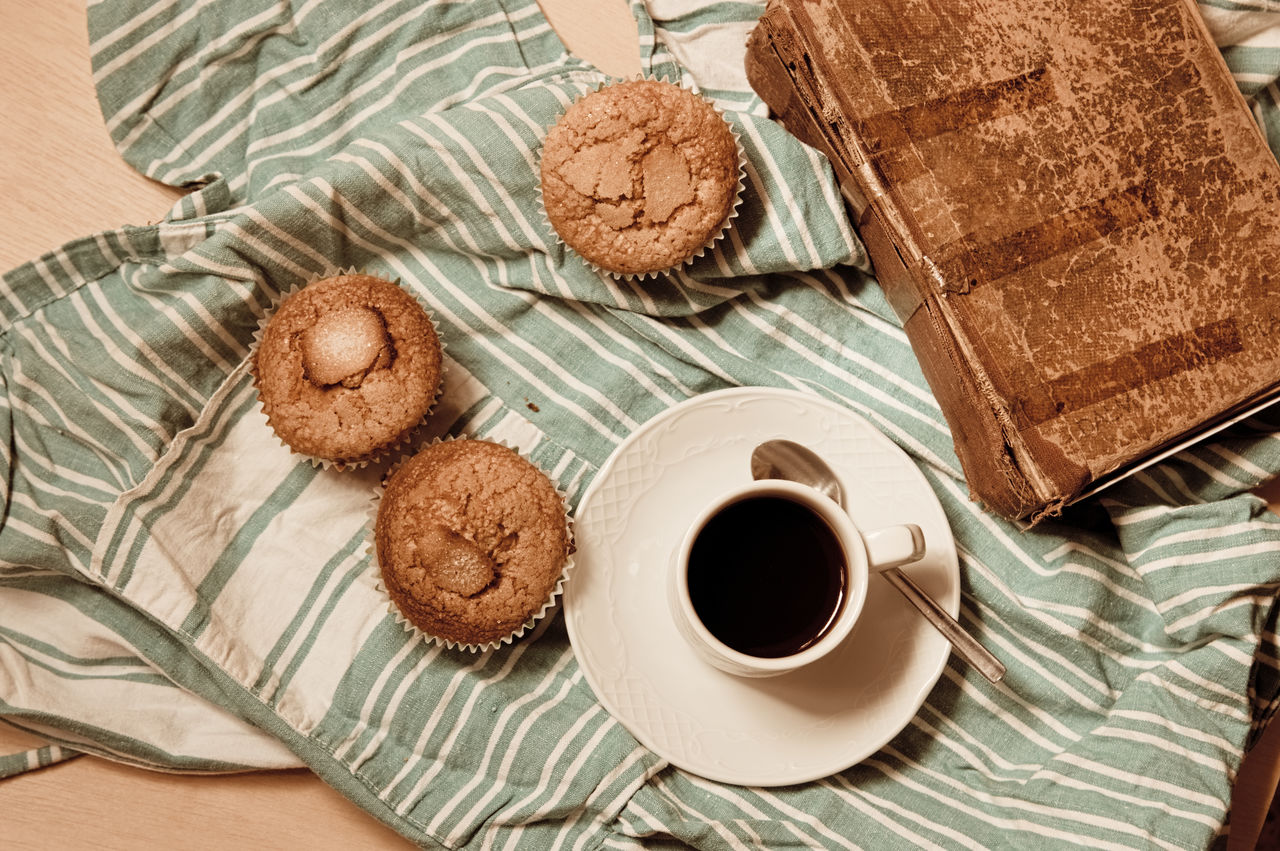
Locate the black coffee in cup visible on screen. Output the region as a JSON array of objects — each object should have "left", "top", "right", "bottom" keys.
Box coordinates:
[{"left": 686, "top": 494, "right": 847, "bottom": 658}]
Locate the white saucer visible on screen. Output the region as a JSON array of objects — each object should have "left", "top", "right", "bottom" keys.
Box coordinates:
[{"left": 564, "top": 387, "right": 958, "bottom": 787}]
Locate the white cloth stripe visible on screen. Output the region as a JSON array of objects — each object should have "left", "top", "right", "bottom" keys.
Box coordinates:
[
  {"left": 79, "top": 287, "right": 206, "bottom": 414},
  {"left": 92, "top": 1, "right": 205, "bottom": 83},
  {"left": 1049, "top": 752, "right": 1225, "bottom": 812},
  {"left": 1135, "top": 671, "right": 1250, "bottom": 724},
  {"left": 1109, "top": 709, "right": 1237, "bottom": 752},
  {"left": 138, "top": 0, "right": 429, "bottom": 175},
  {"left": 872, "top": 750, "right": 1186, "bottom": 851},
  {"left": 336, "top": 639, "right": 438, "bottom": 766},
  {"left": 102, "top": 4, "right": 313, "bottom": 136},
  {"left": 88, "top": 0, "right": 178, "bottom": 59},
  {"left": 824, "top": 774, "right": 981, "bottom": 850},
  {"left": 390, "top": 639, "right": 553, "bottom": 815},
  {"left": 432, "top": 648, "right": 578, "bottom": 838},
  {"left": 1137, "top": 540, "right": 1280, "bottom": 576}
]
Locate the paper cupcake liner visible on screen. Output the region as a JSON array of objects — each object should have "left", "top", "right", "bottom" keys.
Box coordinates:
[
  {"left": 249, "top": 268, "right": 446, "bottom": 471},
  {"left": 537, "top": 76, "right": 746, "bottom": 281},
  {"left": 365, "top": 435, "right": 575, "bottom": 653}
]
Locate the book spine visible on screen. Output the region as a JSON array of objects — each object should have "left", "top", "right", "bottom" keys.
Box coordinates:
[{"left": 745, "top": 2, "right": 1055, "bottom": 520}]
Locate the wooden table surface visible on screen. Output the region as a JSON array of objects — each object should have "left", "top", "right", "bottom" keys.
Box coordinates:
[{"left": 1, "top": 0, "right": 1276, "bottom": 847}]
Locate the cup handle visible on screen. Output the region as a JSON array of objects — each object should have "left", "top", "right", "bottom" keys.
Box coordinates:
[{"left": 864, "top": 524, "right": 926, "bottom": 571}]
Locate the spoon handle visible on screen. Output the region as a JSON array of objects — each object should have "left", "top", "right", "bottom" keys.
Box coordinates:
[{"left": 881, "top": 567, "right": 1006, "bottom": 683}]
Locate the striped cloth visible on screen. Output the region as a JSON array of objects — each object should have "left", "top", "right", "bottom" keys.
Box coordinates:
[{"left": 3, "top": 0, "right": 1280, "bottom": 847}]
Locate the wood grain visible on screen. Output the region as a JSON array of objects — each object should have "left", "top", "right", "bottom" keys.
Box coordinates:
[
  {"left": 0, "top": 741, "right": 413, "bottom": 850},
  {"left": 0, "top": 0, "right": 183, "bottom": 270}
]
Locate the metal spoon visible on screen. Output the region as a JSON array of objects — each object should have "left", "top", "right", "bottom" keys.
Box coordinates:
[{"left": 751, "top": 439, "right": 1006, "bottom": 683}]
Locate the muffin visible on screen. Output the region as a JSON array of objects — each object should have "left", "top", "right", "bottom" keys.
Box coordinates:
[
  {"left": 539, "top": 78, "right": 742, "bottom": 277},
  {"left": 374, "top": 439, "right": 573, "bottom": 649},
  {"left": 254, "top": 273, "right": 442, "bottom": 467}
]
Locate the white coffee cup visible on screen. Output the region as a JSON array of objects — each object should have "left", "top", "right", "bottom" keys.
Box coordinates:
[{"left": 668, "top": 479, "right": 925, "bottom": 678}]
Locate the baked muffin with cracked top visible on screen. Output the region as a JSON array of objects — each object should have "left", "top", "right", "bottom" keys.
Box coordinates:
[
  {"left": 253, "top": 273, "right": 442, "bottom": 467},
  {"left": 540, "top": 78, "right": 741, "bottom": 277},
  {"left": 374, "top": 439, "right": 573, "bottom": 649}
]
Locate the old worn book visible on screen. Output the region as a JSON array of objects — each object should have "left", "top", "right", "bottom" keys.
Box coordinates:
[{"left": 745, "top": 0, "right": 1280, "bottom": 522}]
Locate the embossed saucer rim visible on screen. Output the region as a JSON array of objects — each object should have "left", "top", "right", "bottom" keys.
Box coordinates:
[{"left": 564, "top": 386, "right": 959, "bottom": 786}]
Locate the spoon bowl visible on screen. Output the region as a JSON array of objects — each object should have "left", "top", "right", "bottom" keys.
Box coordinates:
[{"left": 750, "top": 439, "right": 844, "bottom": 506}]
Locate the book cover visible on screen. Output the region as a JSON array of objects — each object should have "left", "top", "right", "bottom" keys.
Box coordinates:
[{"left": 745, "top": 0, "right": 1280, "bottom": 521}]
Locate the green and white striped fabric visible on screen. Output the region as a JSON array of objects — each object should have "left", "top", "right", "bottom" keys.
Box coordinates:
[{"left": 3, "top": 0, "right": 1280, "bottom": 847}]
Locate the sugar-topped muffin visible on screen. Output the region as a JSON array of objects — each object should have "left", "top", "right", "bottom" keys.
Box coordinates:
[
  {"left": 254, "top": 273, "right": 442, "bottom": 467},
  {"left": 540, "top": 78, "right": 741, "bottom": 277},
  {"left": 374, "top": 439, "right": 572, "bottom": 649}
]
